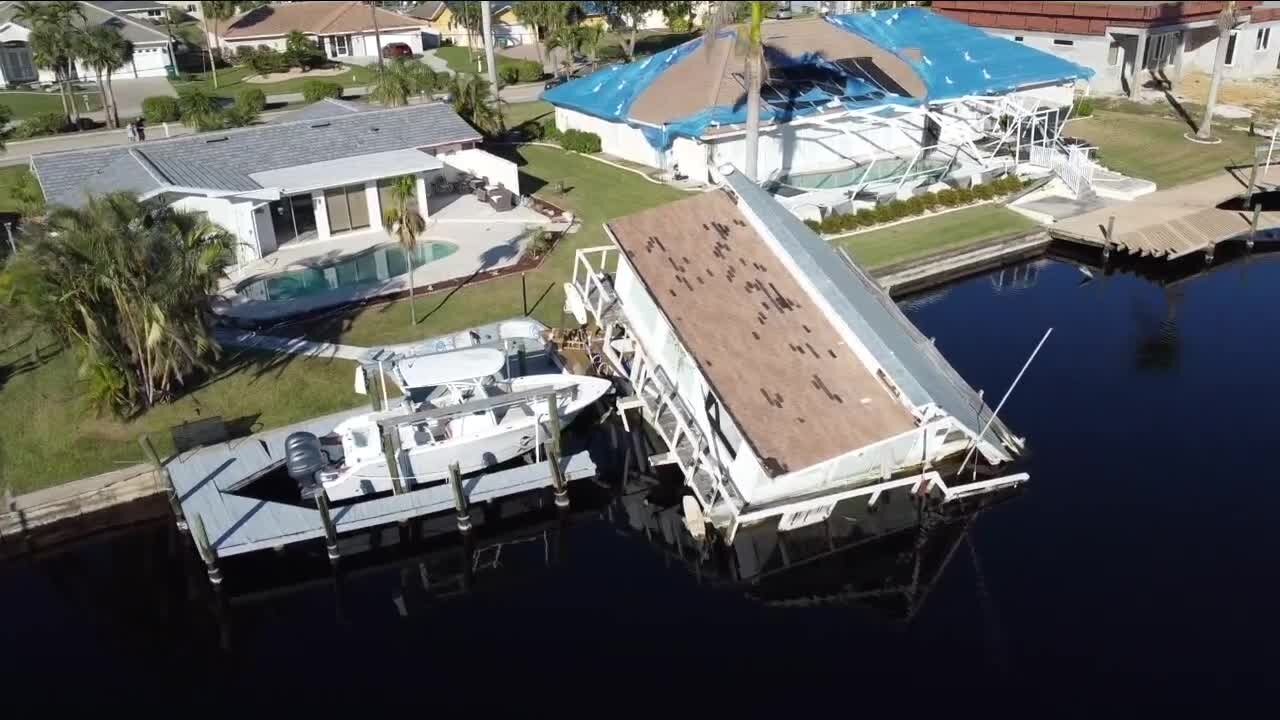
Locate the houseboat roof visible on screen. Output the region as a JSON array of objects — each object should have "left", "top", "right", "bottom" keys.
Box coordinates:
[
  {"left": 606, "top": 188, "right": 917, "bottom": 475},
  {"left": 542, "top": 8, "right": 1093, "bottom": 147},
  {"left": 30, "top": 103, "right": 480, "bottom": 207}
]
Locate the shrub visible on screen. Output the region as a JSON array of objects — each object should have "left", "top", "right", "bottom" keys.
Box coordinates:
[
  {"left": 507, "top": 58, "right": 542, "bottom": 83},
  {"left": 921, "top": 192, "right": 940, "bottom": 211},
  {"left": 954, "top": 186, "right": 974, "bottom": 204},
  {"left": 973, "top": 183, "right": 995, "bottom": 201},
  {"left": 441, "top": 37, "right": 454, "bottom": 47},
  {"left": 1072, "top": 97, "right": 1095, "bottom": 118},
  {"left": 248, "top": 47, "right": 286, "bottom": 76},
  {"left": 819, "top": 214, "right": 842, "bottom": 234},
  {"left": 11, "top": 111, "right": 65, "bottom": 139},
  {"left": 936, "top": 188, "right": 958, "bottom": 206},
  {"left": 905, "top": 195, "right": 925, "bottom": 216},
  {"left": 525, "top": 228, "right": 555, "bottom": 259},
  {"left": 223, "top": 104, "right": 258, "bottom": 128},
  {"left": 560, "top": 128, "right": 601, "bottom": 153},
  {"left": 855, "top": 208, "right": 876, "bottom": 227},
  {"left": 540, "top": 117, "right": 561, "bottom": 140},
  {"left": 237, "top": 88, "right": 266, "bottom": 114},
  {"left": 500, "top": 65, "right": 521, "bottom": 85},
  {"left": 142, "top": 96, "right": 180, "bottom": 123},
  {"left": 804, "top": 218, "right": 822, "bottom": 232},
  {"left": 302, "top": 79, "right": 343, "bottom": 102},
  {"left": 284, "top": 31, "right": 326, "bottom": 71},
  {"left": 233, "top": 45, "right": 259, "bottom": 66}
]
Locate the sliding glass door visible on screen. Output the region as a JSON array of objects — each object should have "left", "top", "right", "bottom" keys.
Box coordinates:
[{"left": 324, "top": 184, "right": 370, "bottom": 235}]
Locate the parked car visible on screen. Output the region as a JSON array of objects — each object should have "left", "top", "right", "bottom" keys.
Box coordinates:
[{"left": 382, "top": 42, "right": 414, "bottom": 59}]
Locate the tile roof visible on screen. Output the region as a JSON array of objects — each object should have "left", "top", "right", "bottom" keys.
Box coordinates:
[
  {"left": 407, "top": 1, "right": 447, "bottom": 21},
  {"left": 271, "top": 97, "right": 370, "bottom": 123},
  {"left": 222, "top": 1, "right": 431, "bottom": 39},
  {"left": 32, "top": 103, "right": 481, "bottom": 207},
  {"left": 92, "top": 1, "right": 167, "bottom": 12},
  {"left": 0, "top": 1, "right": 170, "bottom": 43}
]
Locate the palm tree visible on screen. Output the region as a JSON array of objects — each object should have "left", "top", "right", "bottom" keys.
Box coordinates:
[
  {"left": 368, "top": 58, "right": 436, "bottom": 107},
  {"left": 544, "top": 24, "right": 582, "bottom": 79},
  {"left": 455, "top": 1, "right": 484, "bottom": 64},
  {"left": 579, "top": 23, "right": 605, "bottom": 70},
  {"left": 178, "top": 87, "right": 223, "bottom": 130},
  {"left": 513, "top": 1, "right": 573, "bottom": 70},
  {"left": 78, "top": 26, "right": 130, "bottom": 129},
  {"left": 201, "top": 0, "right": 237, "bottom": 89},
  {"left": 381, "top": 175, "right": 427, "bottom": 325},
  {"left": 15, "top": 1, "right": 85, "bottom": 128},
  {"left": 449, "top": 74, "right": 498, "bottom": 133},
  {"left": 1195, "top": 1, "right": 1238, "bottom": 142},
  {"left": 3, "top": 193, "right": 235, "bottom": 416},
  {"left": 705, "top": 1, "right": 766, "bottom": 181}
]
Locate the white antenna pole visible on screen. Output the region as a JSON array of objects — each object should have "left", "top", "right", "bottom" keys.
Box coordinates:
[{"left": 957, "top": 327, "right": 1052, "bottom": 476}]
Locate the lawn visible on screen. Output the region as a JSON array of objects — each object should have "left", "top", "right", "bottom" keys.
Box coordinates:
[
  {"left": 0, "top": 91, "right": 102, "bottom": 119},
  {"left": 836, "top": 205, "right": 1037, "bottom": 270},
  {"left": 0, "top": 333, "right": 367, "bottom": 493},
  {"left": 298, "top": 144, "right": 688, "bottom": 348},
  {"left": 1067, "top": 109, "right": 1260, "bottom": 188},
  {"left": 0, "top": 165, "right": 39, "bottom": 215},
  {"left": 171, "top": 63, "right": 377, "bottom": 101},
  {"left": 436, "top": 46, "right": 540, "bottom": 78}
]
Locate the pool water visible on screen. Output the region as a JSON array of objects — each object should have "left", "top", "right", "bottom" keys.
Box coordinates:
[{"left": 237, "top": 242, "right": 459, "bottom": 301}]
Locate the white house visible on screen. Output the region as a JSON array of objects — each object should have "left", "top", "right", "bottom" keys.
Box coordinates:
[
  {"left": 934, "top": 0, "right": 1280, "bottom": 98},
  {"left": 30, "top": 102, "right": 520, "bottom": 269},
  {"left": 218, "top": 1, "right": 435, "bottom": 60},
  {"left": 544, "top": 9, "right": 1091, "bottom": 218},
  {"left": 0, "top": 1, "right": 175, "bottom": 87}
]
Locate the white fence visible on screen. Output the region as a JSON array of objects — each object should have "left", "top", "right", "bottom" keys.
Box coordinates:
[{"left": 1029, "top": 143, "right": 1095, "bottom": 197}]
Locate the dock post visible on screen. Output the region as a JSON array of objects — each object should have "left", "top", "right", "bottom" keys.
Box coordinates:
[
  {"left": 315, "top": 490, "right": 340, "bottom": 563},
  {"left": 545, "top": 395, "right": 568, "bottom": 508},
  {"left": 1102, "top": 215, "right": 1115, "bottom": 263},
  {"left": 521, "top": 272, "right": 528, "bottom": 316},
  {"left": 1250, "top": 204, "right": 1261, "bottom": 250},
  {"left": 459, "top": 529, "right": 475, "bottom": 593},
  {"left": 380, "top": 425, "right": 407, "bottom": 495},
  {"left": 448, "top": 462, "right": 472, "bottom": 532},
  {"left": 189, "top": 513, "right": 222, "bottom": 585},
  {"left": 140, "top": 434, "right": 187, "bottom": 533},
  {"left": 364, "top": 365, "right": 384, "bottom": 412},
  {"left": 1247, "top": 155, "right": 1260, "bottom": 208}
]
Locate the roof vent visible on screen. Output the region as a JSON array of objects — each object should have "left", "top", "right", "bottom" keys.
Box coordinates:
[
  {"left": 310, "top": 122, "right": 331, "bottom": 128},
  {"left": 370, "top": 127, "right": 380, "bottom": 132},
  {"left": 204, "top": 136, "right": 229, "bottom": 143}
]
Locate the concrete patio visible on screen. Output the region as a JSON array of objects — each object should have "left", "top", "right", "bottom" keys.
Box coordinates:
[{"left": 216, "top": 195, "right": 569, "bottom": 322}]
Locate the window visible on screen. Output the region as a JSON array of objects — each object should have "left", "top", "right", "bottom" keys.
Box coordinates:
[
  {"left": 1226, "top": 31, "right": 1238, "bottom": 66},
  {"left": 1257, "top": 27, "right": 1271, "bottom": 51},
  {"left": 1013, "top": 35, "right": 1024, "bottom": 42},
  {"left": 1108, "top": 42, "right": 1120, "bottom": 66},
  {"left": 1053, "top": 38, "right": 1075, "bottom": 46}
]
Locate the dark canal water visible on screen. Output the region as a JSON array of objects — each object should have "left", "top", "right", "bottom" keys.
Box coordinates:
[{"left": 4, "top": 256, "right": 1280, "bottom": 712}]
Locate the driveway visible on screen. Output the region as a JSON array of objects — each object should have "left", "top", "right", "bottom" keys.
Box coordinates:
[{"left": 109, "top": 76, "right": 176, "bottom": 117}]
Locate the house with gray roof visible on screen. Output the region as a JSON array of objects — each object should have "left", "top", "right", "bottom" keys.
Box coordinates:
[
  {"left": 0, "top": 1, "right": 176, "bottom": 87},
  {"left": 30, "top": 103, "right": 521, "bottom": 267}
]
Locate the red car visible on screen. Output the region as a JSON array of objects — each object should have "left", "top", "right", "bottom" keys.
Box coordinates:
[{"left": 382, "top": 43, "right": 414, "bottom": 59}]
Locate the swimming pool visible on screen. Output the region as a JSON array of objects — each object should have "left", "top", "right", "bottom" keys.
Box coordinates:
[
  {"left": 778, "top": 157, "right": 952, "bottom": 191},
  {"left": 237, "top": 242, "right": 459, "bottom": 302}
]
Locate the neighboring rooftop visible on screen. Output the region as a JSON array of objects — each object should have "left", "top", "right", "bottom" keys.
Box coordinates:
[
  {"left": 0, "top": 1, "right": 170, "bottom": 43},
  {"left": 933, "top": 1, "right": 1280, "bottom": 33},
  {"left": 31, "top": 103, "right": 480, "bottom": 207},
  {"left": 407, "top": 1, "right": 447, "bottom": 21},
  {"left": 91, "top": 0, "right": 167, "bottom": 12},
  {"left": 272, "top": 97, "right": 372, "bottom": 123},
  {"left": 543, "top": 8, "right": 1092, "bottom": 147},
  {"left": 222, "top": 0, "right": 431, "bottom": 39},
  {"left": 606, "top": 188, "right": 917, "bottom": 475}
]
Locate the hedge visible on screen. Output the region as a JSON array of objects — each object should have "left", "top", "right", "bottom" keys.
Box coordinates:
[
  {"left": 10, "top": 111, "right": 66, "bottom": 139},
  {"left": 560, "top": 128, "right": 601, "bottom": 153},
  {"left": 237, "top": 88, "right": 266, "bottom": 113},
  {"left": 301, "top": 79, "right": 343, "bottom": 102},
  {"left": 814, "top": 174, "right": 1026, "bottom": 235},
  {"left": 142, "top": 96, "right": 180, "bottom": 123},
  {"left": 508, "top": 58, "right": 543, "bottom": 83}
]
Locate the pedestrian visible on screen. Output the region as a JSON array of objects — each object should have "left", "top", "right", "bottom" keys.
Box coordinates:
[
  {"left": 136, "top": 118, "right": 146, "bottom": 142},
  {"left": 126, "top": 120, "right": 137, "bottom": 142}
]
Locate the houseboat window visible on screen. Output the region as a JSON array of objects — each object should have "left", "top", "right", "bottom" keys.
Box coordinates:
[{"left": 1226, "top": 31, "right": 1238, "bottom": 66}]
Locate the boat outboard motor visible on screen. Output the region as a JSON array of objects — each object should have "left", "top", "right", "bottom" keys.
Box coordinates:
[{"left": 285, "top": 432, "right": 326, "bottom": 500}]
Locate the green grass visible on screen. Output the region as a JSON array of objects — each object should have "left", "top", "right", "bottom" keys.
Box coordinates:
[
  {"left": 1067, "top": 110, "right": 1259, "bottom": 188},
  {"left": 0, "top": 165, "right": 39, "bottom": 214},
  {"left": 501, "top": 100, "right": 552, "bottom": 128},
  {"left": 836, "top": 205, "right": 1037, "bottom": 270},
  {"left": 172, "top": 63, "right": 377, "bottom": 101},
  {"left": 298, "top": 144, "right": 688, "bottom": 348},
  {"left": 0, "top": 335, "right": 367, "bottom": 493},
  {"left": 0, "top": 91, "right": 102, "bottom": 119},
  {"left": 435, "top": 46, "right": 541, "bottom": 78}
]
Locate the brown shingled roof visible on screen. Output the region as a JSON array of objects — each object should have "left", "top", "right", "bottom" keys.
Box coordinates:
[
  {"left": 223, "top": 1, "right": 431, "bottom": 39},
  {"left": 606, "top": 189, "right": 917, "bottom": 475},
  {"left": 628, "top": 17, "right": 926, "bottom": 127}
]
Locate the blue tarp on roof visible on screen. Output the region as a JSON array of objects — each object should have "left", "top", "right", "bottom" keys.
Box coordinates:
[
  {"left": 543, "top": 8, "right": 1092, "bottom": 149},
  {"left": 826, "top": 7, "right": 1094, "bottom": 101}
]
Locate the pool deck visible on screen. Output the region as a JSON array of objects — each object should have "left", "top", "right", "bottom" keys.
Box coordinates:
[{"left": 218, "top": 195, "right": 570, "bottom": 322}]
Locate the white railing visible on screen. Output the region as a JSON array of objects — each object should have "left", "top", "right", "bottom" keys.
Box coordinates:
[
  {"left": 570, "top": 246, "right": 620, "bottom": 325},
  {"left": 1029, "top": 142, "right": 1095, "bottom": 197}
]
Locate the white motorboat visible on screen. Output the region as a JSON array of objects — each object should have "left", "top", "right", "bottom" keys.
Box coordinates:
[{"left": 318, "top": 347, "right": 611, "bottom": 501}]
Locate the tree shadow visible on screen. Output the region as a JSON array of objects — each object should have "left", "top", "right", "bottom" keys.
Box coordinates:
[{"left": 0, "top": 339, "right": 61, "bottom": 392}]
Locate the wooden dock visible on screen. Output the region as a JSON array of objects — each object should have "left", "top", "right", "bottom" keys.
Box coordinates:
[
  {"left": 1050, "top": 172, "right": 1280, "bottom": 259},
  {"left": 167, "top": 407, "right": 596, "bottom": 559}
]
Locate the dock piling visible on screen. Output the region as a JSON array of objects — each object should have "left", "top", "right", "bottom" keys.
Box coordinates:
[
  {"left": 1247, "top": 156, "right": 1260, "bottom": 208},
  {"left": 1250, "top": 204, "right": 1261, "bottom": 250},
  {"left": 545, "top": 395, "right": 569, "bottom": 507},
  {"left": 448, "top": 462, "right": 472, "bottom": 532},
  {"left": 1102, "top": 215, "right": 1115, "bottom": 262},
  {"left": 190, "top": 513, "right": 222, "bottom": 585},
  {"left": 380, "top": 425, "right": 407, "bottom": 495},
  {"left": 140, "top": 434, "right": 187, "bottom": 533},
  {"left": 315, "top": 490, "right": 340, "bottom": 563}
]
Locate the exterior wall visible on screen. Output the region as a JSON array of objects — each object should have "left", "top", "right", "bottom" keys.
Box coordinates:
[
  {"left": 555, "top": 107, "right": 667, "bottom": 168},
  {"left": 672, "top": 136, "right": 709, "bottom": 184},
  {"left": 440, "top": 148, "right": 520, "bottom": 193},
  {"left": 988, "top": 29, "right": 1122, "bottom": 93},
  {"left": 225, "top": 29, "right": 426, "bottom": 60},
  {"left": 1184, "top": 21, "right": 1280, "bottom": 78},
  {"left": 221, "top": 36, "right": 288, "bottom": 54}
]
